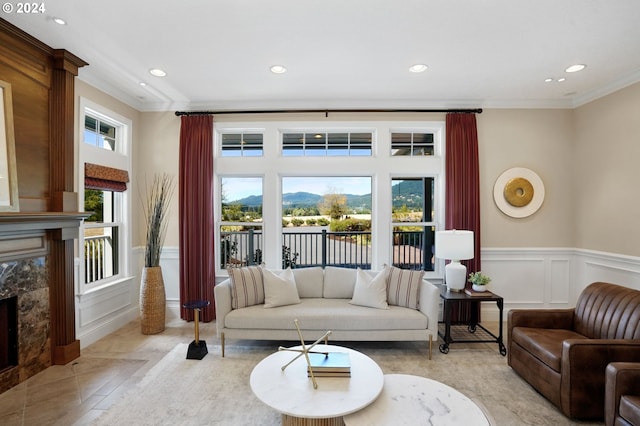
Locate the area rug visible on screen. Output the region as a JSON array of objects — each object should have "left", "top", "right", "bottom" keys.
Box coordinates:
[{"left": 92, "top": 341, "right": 602, "bottom": 426}]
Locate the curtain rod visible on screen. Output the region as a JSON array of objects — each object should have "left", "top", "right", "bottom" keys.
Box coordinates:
[{"left": 174, "top": 108, "right": 482, "bottom": 117}]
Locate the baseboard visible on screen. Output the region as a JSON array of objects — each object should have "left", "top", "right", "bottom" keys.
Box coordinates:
[{"left": 78, "top": 306, "right": 139, "bottom": 349}]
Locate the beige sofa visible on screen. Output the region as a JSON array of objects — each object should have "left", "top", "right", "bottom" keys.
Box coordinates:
[{"left": 214, "top": 266, "right": 439, "bottom": 358}]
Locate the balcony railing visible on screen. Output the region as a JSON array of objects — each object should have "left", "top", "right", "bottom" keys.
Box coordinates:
[
  {"left": 220, "top": 228, "right": 433, "bottom": 270},
  {"left": 84, "top": 235, "right": 116, "bottom": 284}
]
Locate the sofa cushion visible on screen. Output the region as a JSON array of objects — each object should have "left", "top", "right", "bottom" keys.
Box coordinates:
[
  {"left": 386, "top": 266, "right": 423, "bottom": 309},
  {"left": 511, "top": 327, "right": 588, "bottom": 371},
  {"left": 323, "top": 266, "right": 358, "bottom": 299},
  {"left": 262, "top": 267, "right": 300, "bottom": 308},
  {"left": 350, "top": 267, "right": 389, "bottom": 309},
  {"left": 224, "top": 298, "right": 428, "bottom": 331},
  {"left": 620, "top": 395, "right": 640, "bottom": 426},
  {"left": 292, "top": 266, "right": 324, "bottom": 298},
  {"left": 229, "top": 266, "right": 264, "bottom": 309}
]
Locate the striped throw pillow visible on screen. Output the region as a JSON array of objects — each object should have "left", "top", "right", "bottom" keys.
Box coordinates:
[
  {"left": 229, "top": 266, "right": 264, "bottom": 309},
  {"left": 386, "top": 266, "right": 424, "bottom": 309}
]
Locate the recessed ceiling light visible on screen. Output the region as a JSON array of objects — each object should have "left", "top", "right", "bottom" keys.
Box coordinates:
[
  {"left": 544, "top": 78, "right": 554, "bottom": 83},
  {"left": 139, "top": 82, "right": 147, "bottom": 87},
  {"left": 557, "top": 77, "right": 566, "bottom": 82},
  {"left": 52, "top": 17, "right": 67, "bottom": 25},
  {"left": 409, "top": 64, "right": 428, "bottom": 73},
  {"left": 149, "top": 68, "right": 167, "bottom": 77},
  {"left": 270, "top": 65, "right": 287, "bottom": 74},
  {"left": 565, "top": 64, "right": 586, "bottom": 73}
]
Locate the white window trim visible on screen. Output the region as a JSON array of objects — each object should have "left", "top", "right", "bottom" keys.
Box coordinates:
[
  {"left": 214, "top": 120, "right": 445, "bottom": 279},
  {"left": 77, "top": 97, "right": 133, "bottom": 294}
]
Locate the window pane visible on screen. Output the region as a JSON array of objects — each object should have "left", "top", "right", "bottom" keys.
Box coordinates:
[
  {"left": 221, "top": 133, "right": 264, "bottom": 157},
  {"left": 305, "top": 133, "right": 326, "bottom": 156},
  {"left": 84, "top": 189, "right": 119, "bottom": 283},
  {"left": 282, "top": 131, "right": 372, "bottom": 157},
  {"left": 392, "top": 225, "right": 434, "bottom": 271},
  {"left": 327, "top": 133, "right": 349, "bottom": 156},
  {"left": 84, "top": 225, "right": 119, "bottom": 283},
  {"left": 243, "top": 134, "right": 264, "bottom": 156},
  {"left": 391, "top": 178, "right": 434, "bottom": 271},
  {"left": 350, "top": 133, "right": 372, "bottom": 156},
  {"left": 220, "top": 177, "right": 263, "bottom": 268},
  {"left": 391, "top": 132, "right": 434, "bottom": 156},
  {"left": 84, "top": 115, "right": 117, "bottom": 151},
  {"left": 282, "top": 176, "right": 372, "bottom": 269}
]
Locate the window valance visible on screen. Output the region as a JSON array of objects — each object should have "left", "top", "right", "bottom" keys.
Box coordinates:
[{"left": 84, "top": 163, "right": 129, "bottom": 192}]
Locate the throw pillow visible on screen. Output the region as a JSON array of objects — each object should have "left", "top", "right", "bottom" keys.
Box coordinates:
[
  {"left": 229, "top": 266, "right": 264, "bottom": 309},
  {"left": 262, "top": 267, "right": 301, "bottom": 308},
  {"left": 350, "top": 267, "right": 390, "bottom": 309},
  {"left": 386, "top": 266, "right": 424, "bottom": 309},
  {"left": 323, "top": 266, "right": 358, "bottom": 299}
]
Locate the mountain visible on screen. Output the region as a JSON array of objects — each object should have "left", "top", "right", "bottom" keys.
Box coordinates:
[{"left": 228, "top": 180, "right": 424, "bottom": 210}]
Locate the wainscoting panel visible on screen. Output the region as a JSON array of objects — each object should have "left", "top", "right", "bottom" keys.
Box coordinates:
[{"left": 74, "top": 246, "right": 640, "bottom": 347}]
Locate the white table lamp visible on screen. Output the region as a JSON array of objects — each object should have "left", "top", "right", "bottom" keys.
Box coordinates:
[{"left": 435, "top": 230, "right": 474, "bottom": 292}]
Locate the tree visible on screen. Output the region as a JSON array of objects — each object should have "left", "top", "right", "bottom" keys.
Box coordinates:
[{"left": 318, "top": 193, "right": 348, "bottom": 220}]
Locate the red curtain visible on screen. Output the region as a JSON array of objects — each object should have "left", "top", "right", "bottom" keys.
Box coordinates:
[
  {"left": 179, "top": 115, "right": 216, "bottom": 321},
  {"left": 445, "top": 113, "right": 481, "bottom": 324}
]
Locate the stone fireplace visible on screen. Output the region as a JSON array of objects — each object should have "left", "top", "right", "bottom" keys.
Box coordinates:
[{"left": 0, "top": 213, "right": 86, "bottom": 394}]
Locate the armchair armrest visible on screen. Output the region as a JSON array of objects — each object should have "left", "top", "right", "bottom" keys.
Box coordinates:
[
  {"left": 214, "top": 278, "right": 233, "bottom": 336},
  {"left": 605, "top": 362, "right": 640, "bottom": 426},
  {"left": 507, "top": 308, "right": 575, "bottom": 349},
  {"left": 560, "top": 339, "right": 640, "bottom": 419}
]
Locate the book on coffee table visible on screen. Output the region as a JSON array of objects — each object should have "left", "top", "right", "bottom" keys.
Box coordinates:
[
  {"left": 307, "top": 352, "right": 351, "bottom": 374},
  {"left": 308, "top": 371, "right": 351, "bottom": 378}
]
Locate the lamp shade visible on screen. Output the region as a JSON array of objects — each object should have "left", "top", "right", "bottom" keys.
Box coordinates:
[{"left": 435, "top": 230, "right": 474, "bottom": 261}]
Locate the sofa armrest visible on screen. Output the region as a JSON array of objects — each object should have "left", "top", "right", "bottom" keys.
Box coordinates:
[
  {"left": 214, "top": 278, "right": 233, "bottom": 336},
  {"left": 605, "top": 362, "right": 640, "bottom": 426},
  {"left": 560, "top": 339, "right": 640, "bottom": 419},
  {"left": 419, "top": 279, "right": 440, "bottom": 337}
]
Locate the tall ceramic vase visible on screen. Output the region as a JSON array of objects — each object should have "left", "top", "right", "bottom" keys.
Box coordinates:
[{"left": 140, "top": 266, "right": 166, "bottom": 334}]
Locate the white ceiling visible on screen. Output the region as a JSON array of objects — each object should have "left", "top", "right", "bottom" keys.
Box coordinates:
[{"left": 4, "top": 0, "right": 640, "bottom": 112}]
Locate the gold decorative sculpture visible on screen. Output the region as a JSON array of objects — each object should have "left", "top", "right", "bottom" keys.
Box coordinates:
[{"left": 279, "top": 319, "right": 332, "bottom": 389}]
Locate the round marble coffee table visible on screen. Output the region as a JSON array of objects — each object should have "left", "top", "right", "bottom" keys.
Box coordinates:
[
  {"left": 343, "top": 374, "right": 492, "bottom": 425},
  {"left": 250, "top": 344, "right": 384, "bottom": 426}
]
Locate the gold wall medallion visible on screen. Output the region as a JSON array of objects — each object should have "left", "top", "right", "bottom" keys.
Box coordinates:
[
  {"left": 493, "top": 167, "right": 545, "bottom": 218},
  {"left": 503, "top": 177, "right": 534, "bottom": 207}
]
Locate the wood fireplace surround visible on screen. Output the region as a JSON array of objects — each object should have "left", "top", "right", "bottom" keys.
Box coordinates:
[{"left": 1, "top": 18, "right": 90, "bottom": 393}]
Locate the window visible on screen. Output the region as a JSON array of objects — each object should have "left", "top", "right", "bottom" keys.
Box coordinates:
[
  {"left": 282, "top": 132, "right": 372, "bottom": 156},
  {"left": 84, "top": 189, "right": 120, "bottom": 283},
  {"left": 214, "top": 120, "right": 444, "bottom": 278},
  {"left": 79, "top": 99, "right": 131, "bottom": 290},
  {"left": 220, "top": 177, "right": 263, "bottom": 268},
  {"left": 391, "top": 178, "right": 435, "bottom": 271},
  {"left": 282, "top": 176, "right": 372, "bottom": 268},
  {"left": 221, "top": 132, "right": 263, "bottom": 157},
  {"left": 84, "top": 115, "right": 116, "bottom": 151},
  {"left": 391, "top": 132, "right": 434, "bottom": 156}
]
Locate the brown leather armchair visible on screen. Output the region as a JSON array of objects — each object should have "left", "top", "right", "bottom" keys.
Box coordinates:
[
  {"left": 508, "top": 282, "right": 640, "bottom": 421},
  {"left": 606, "top": 362, "right": 640, "bottom": 426}
]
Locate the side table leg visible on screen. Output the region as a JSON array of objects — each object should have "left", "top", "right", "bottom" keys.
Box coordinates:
[
  {"left": 497, "top": 299, "right": 506, "bottom": 356},
  {"left": 439, "top": 300, "right": 452, "bottom": 354}
]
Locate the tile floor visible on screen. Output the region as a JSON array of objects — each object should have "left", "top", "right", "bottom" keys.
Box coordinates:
[
  {"left": 0, "top": 315, "right": 503, "bottom": 425},
  {"left": 0, "top": 314, "right": 217, "bottom": 426}
]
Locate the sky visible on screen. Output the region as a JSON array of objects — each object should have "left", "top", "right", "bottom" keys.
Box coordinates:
[{"left": 222, "top": 176, "right": 372, "bottom": 201}]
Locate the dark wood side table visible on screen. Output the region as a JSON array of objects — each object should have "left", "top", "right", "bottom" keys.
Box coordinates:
[{"left": 438, "top": 286, "right": 506, "bottom": 356}]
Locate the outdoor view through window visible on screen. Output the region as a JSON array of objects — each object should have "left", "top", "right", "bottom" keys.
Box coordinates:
[{"left": 220, "top": 176, "right": 433, "bottom": 271}]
